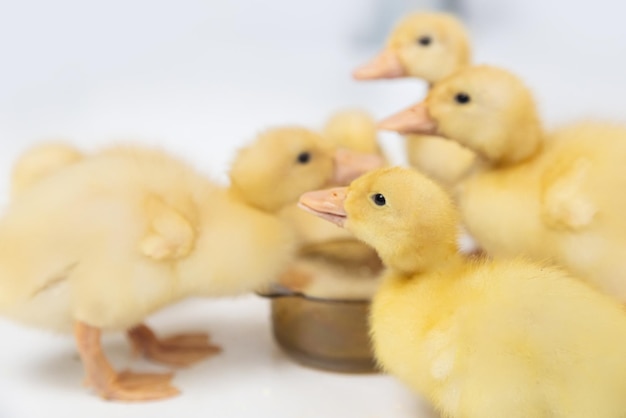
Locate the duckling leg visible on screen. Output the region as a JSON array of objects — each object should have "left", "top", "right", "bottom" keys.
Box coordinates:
[
  {"left": 74, "top": 321, "right": 180, "bottom": 401},
  {"left": 127, "top": 323, "right": 222, "bottom": 368}
]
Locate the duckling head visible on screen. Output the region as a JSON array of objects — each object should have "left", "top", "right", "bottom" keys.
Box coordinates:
[
  {"left": 299, "top": 167, "right": 459, "bottom": 274},
  {"left": 353, "top": 12, "right": 471, "bottom": 84},
  {"left": 230, "top": 127, "right": 383, "bottom": 213},
  {"left": 379, "top": 65, "right": 543, "bottom": 166},
  {"left": 323, "top": 109, "right": 381, "bottom": 155}
]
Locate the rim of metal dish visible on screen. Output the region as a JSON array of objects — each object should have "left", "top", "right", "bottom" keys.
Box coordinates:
[{"left": 255, "top": 290, "right": 371, "bottom": 305}]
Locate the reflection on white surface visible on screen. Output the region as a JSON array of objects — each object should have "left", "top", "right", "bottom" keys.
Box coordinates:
[
  {"left": 0, "top": 297, "right": 434, "bottom": 418},
  {"left": 2, "top": 0, "right": 626, "bottom": 416}
]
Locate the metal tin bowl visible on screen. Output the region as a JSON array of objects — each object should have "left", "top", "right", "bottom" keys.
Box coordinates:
[
  {"left": 259, "top": 239, "right": 383, "bottom": 374},
  {"left": 265, "top": 291, "right": 377, "bottom": 373}
]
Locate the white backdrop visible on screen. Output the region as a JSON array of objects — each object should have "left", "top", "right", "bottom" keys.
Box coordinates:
[{"left": 1, "top": 1, "right": 626, "bottom": 417}]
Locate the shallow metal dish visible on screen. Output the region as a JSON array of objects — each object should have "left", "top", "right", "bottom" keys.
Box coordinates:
[
  {"left": 258, "top": 238, "right": 383, "bottom": 374},
  {"left": 262, "top": 289, "right": 378, "bottom": 374}
]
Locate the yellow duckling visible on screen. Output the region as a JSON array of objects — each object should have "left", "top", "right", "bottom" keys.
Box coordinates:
[
  {"left": 0, "top": 129, "right": 373, "bottom": 402},
  {"left": 278, "top": 110, "right": 386, "bottom": 246},
  {"left": 353, "top": 12, "right": 475, "bottom": 191},
  {"left": 300, "top": 166, "right": 626, "bottom": 418},
  {"left": 275, "top": 112, "right": 386, "bottom": 297},
  {"left": 323, "top": 108, "right": 386, "bottom": 157},
  {"left": 379, "top": 65, "right": 626, "bottom": 302}
]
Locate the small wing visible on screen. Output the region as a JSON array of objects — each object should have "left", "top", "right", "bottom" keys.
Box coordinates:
[
  {"left": 541, "top": 158, "right": 597, "bottom": 231},
  {"left": 140, "top": 197, "right": 195, "bottom": 261}
]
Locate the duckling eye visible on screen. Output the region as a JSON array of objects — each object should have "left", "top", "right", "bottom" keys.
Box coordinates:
[
  {"left": 297, "top": 152, "right": 311, "bottom": 164},
  {"left": 371, "top": 193, "right": 386, "bottom": 206},
  {"left": 417, "top": 36, "right": 432, "bottom": 46},
  {"left": 455, "top": 92, "right": 471, "bottom": 104}
]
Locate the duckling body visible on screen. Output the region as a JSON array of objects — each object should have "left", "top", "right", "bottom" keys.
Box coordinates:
[
  {"left": 0, "top": 148, "right": 294, "bottom": 332},
  {"left": 380, "top": 66, "right": 626, "bottom": 301},
  {"left": 300, "top": 167, "right": 626, "bottom": 418},
  {"left": 461, "top": 123, "right": 626, "bottom": 297},
  {"left": 372, "top": 258, "right": 626, "bottom": 418},
  {"left": 1, "top": 128, "right": 372, "bottom": 401}
]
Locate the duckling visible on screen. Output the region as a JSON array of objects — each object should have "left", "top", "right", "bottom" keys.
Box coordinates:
[
  {"left": 379, "top": 64, "right": 626, "bottom": 302},
  {"left": 353, "top": 12, "right": 475, "bottom": 191},
  {"left": 300, "top": 167, "right": 626, "bottom": 418},
  {"left": 0, "top": 129, "right": 374, "bottom": 402},
  {"left": 353, "top": 12, "right": 470, "bottom": 84},
  {"left": 323, "top": 108, "right": 386, "bottom": 157},
  {"left": 278, "top": 110, "right": 386, "bottom": 246},
  {"left": 275, "top": 112, "right": 386, "bottom": 298}
]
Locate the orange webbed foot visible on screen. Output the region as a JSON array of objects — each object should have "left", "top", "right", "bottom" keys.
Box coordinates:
[
  {"left": 75, "top": 321, "right": 180, "bottom": 402},
  {"left": 87, "top": 370, "right": 179, "bottom": 401},
  {"left": 128, "top": 324, "right": 222, "bottom": 368}
]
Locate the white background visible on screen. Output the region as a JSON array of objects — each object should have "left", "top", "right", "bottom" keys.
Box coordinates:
[{"left": 1, "top": 0, "right": 626, "bottom": 417}]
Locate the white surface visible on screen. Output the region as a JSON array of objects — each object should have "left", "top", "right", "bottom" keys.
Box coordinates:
[
  {"left": 2, "top": 0, "right": 626, "bottom": 416},
  {"left": 0, "top": 298, "right": 431, "bottom": 418}
]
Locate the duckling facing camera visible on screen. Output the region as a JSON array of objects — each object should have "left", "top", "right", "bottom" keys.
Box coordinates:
[
  {"left": 0, "top": 128, "right": 377, "bottom": 402},
  {"left": 300, "top": 167, "right": 626, "bottom": 418}
]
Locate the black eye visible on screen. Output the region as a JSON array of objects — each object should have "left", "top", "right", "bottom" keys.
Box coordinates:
[
  {"left": 455, "top": 92, "right": 471, "bottom": 104},
  {"left": 371, "top": 193, "right": 386, "bottom": 206},
  {"left": 417, "top": 36, "right": 432, "bottom": 46},
  {"left": 297, "top": 152, "right": 311, "bottom": 164}
]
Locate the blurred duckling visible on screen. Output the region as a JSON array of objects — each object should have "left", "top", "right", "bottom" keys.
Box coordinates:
[
  {"left": 354, "top": 12, "right": 475, "bottom": 191},
  {"left": 276, "top": 111, "right": 386, "bottom": 298},
  {"left": 379, "top": 65, "right": 626, "bottom": 302},
  {"left": 0, "top": 129, "right": 374, "bottom": 401},
  {"left": 279, "top": 110, "right": 386, "bottom": 246},
  {"left": 300, "top": 167, "right": 626, "bottom": 418},
  {"left": 323, "top": 108, "right": 387, "bottom": 157}
]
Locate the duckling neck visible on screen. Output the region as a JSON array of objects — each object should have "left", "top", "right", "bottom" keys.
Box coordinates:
[
  {"left": 493, "top": 118, "right": 545, "bottom": 167},
  {"left": 226, "top": 184, "right": 279, "bottom": 214},
  {"left": 380, "top": 236, "right": 461, "bottom": 277}
]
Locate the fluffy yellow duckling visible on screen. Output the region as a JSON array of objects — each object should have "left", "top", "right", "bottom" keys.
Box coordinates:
[
  {"left": 278, "top": 110, "right": 385, "bottom": 245},
  {"left": 0, "top": 129, "right": 373, "bottom": 402},
  {"left": 353, "top": 12, "right": 475, "bottom": 191},
  {"left": 379, "top": 65, "right": 626, "bottom": 302},
  {"left": 323, "top": 108, "right": 385, "bottom": 156},
  {"left": 300, "top": 167, "right": 626, "bottom": 418},
  {"left": 353, "top": 12, "right": 470, "bottom": 83},
  {"left": 275, "top": 111, "right": 386, "bottom": 298}
]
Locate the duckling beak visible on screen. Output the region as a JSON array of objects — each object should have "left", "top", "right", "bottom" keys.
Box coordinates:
[
  {"left": 352, "top": 49, "right": 406, "bottom": 80},
  {"left": 378, "top": 103, "right": 438, "bottom": 135},
  {"left": 298, "top": 187, "right": 348, "bottom": 228},
  {"left": 332, "top": 149, "right": 384, "bottom": 185}
]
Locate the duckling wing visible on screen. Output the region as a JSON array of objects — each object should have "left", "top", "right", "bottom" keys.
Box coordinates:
[
  {"left": 140, "top": 196, "right": 195, "bottom": 261},
  {"left": 541, "top": 158, "right": 597, "bottom": 231}
]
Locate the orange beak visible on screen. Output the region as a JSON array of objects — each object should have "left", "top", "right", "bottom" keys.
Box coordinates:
[
  {"left": 332, "top": 149, "right": 384, "bottom": 185},
  {"left": 298, "top": 187, "right": 348, "bottom": 228},
  {"left": 377, "top": 103, "right": 437, "bottom": 135},
  {"left": 352, "top": 49, "right": 406, "bottom": 80}
]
